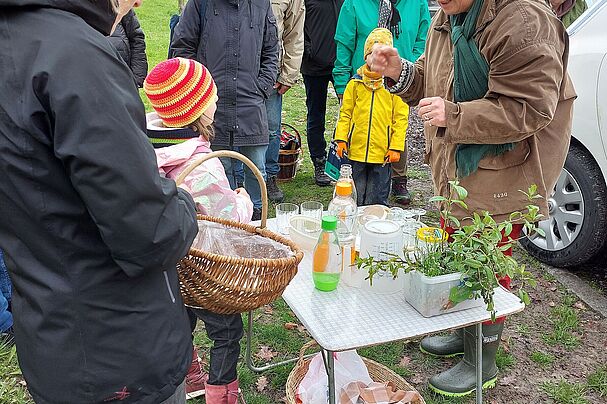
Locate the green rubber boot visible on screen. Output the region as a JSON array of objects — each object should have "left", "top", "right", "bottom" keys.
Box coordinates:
[
  {"left": 419, "top": 329, "right": 464, "bottom": 358},
  {"left": 428, "top": 323, "right": 504, "bottom": 397}
]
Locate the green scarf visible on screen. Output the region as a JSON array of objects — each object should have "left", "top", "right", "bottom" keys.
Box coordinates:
[{"left": 450, "top": 0, "right": 515, "bottom": 178}]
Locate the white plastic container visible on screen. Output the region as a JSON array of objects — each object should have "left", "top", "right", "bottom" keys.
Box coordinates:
[
  {"left": 359, "top": 220, "right": 404, "bottom": 261},
  {"left": 359, "top": 220, "right": 405, "bottom": 294},
  {"left": 403, "top": 270, "right": 484, "bottom": 317},
  {"left": 362, "top": 269, "right": 404, "bottom": 294}
]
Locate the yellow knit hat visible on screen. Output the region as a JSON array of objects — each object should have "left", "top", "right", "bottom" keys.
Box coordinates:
[{"left": 364, "top": 28, "right": 393, "bottom": 59}]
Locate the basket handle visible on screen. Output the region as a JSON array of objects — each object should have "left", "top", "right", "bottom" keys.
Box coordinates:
[
  {"left": 174, "top": 150, "right": 268, "bottom": 228},
  {"left": 296, "top": 340, "right": 319, "bottom": 367}
]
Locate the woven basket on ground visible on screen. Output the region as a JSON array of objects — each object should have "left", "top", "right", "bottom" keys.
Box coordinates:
[
  {"left": 286, "top": 341, "right": 426, "bottom": 404},
  {"left": 175, "top": 150, "right": 304, "bottom": 315},
  {"left": 277, "top": 123, "right": 303, "bottom": 182}
]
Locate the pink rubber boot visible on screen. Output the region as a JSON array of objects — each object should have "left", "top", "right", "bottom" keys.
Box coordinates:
[{"left": 204, "top": 379, "right": 246, "bottom": 404}]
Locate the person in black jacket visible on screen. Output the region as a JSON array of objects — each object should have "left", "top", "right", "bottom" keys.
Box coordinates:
[
  {"left": 108, "top": 8, "right": 148, "bottom": 87},
  {"left": 300, "top": 0, "right": 344, "bottom": 186},
  {"left": 171, "top": 0, "right": 279, "bottom": 222},
  {"left": 0, "top": 1, "right": 197, "bottom": 403}
]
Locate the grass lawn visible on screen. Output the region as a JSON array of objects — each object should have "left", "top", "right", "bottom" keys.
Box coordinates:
[{"left": 2, "top": 1, "right": 607, "bottom": 404}]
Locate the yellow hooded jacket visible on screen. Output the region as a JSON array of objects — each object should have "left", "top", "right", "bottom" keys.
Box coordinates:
[{"left": 335, "top": 77, "right": 409, "bottom": 164}]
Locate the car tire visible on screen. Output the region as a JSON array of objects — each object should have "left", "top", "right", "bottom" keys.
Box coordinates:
[{"left": 520, "top": 143, "right": 607, "bottom": 267}]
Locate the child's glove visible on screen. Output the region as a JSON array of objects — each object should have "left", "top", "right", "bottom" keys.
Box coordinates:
[
  {"left": 384, "top": 150, "right": 401, "bottom": 163},
  {"left": 336, "top": 141, "right": 348, "bottom": 158}
]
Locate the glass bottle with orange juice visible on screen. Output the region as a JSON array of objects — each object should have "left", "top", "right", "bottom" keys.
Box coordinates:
[{"left": 312, "top": 216, "right": 342, "bottom": 291}]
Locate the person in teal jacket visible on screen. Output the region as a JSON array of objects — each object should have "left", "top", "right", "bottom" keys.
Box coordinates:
[{"left": 333, "top": 0, "right": 430, "bottom": 206}]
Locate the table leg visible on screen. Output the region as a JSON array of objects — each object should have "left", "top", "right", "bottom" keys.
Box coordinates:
[
  {"left": 245, "top": 311, "right": 314, "bottom": 372},
  {"left": 322, "top": 349, "right": 336, "bottom": 404},
  {"left": 476, "top": 322, "right": 483, "bottom": 404}
]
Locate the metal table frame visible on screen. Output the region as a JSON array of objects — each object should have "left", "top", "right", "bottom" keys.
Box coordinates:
[
  {"left": 245, "top": 219, "right": 524, "bottom": 404},
  {"left": 246, "top": 312, "right": 504, "bottom": 404}
]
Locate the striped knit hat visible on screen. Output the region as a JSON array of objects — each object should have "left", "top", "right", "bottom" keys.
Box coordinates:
[{"left": 144, "top": 58, "right": 217, "bottom": 128}]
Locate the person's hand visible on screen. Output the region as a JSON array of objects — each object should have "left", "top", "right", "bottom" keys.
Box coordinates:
[
  {"left": 235, "top": 187, "right": 250, "bottom": 198},
  {"left": 335, "top": 141, "right": 348, "bottom": 158},
  {"left": 384, "top": 150, "right": 400, "bottom": 164},
  {"left": 418, "top": 97, "right": 447, "bottom": 127},
  {"left": 274, "top": 82, "right": 292, "bottom": 95},
  {"left": 367, "top": 44, "right": 403, "bottom": 81}
]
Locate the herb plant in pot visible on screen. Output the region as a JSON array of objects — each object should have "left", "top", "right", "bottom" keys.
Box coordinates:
[{"left": 358, "top": 181, "right": 541, "bottom": 320}]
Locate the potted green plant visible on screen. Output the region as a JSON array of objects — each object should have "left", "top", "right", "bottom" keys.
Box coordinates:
[{"left": 357, "top": 181, "right": 541, "bottom": 320}]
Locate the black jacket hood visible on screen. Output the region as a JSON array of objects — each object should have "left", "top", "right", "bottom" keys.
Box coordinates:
[{"left": 0, "top": 0, "right": 116, "bottom": 34}]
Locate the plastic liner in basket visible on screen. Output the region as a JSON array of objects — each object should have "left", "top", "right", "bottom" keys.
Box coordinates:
[{"left": 192, "top": 220, "right": 295, "bottom": 259}]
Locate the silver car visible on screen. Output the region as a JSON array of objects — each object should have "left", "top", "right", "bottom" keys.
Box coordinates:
[{"left": 521, "top": 0, "right": 607, "bottom": 267}]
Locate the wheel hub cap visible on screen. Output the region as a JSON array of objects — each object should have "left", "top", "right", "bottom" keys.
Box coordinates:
[{"left": 526, "top": 168, "right": 584, "bottom": 252}]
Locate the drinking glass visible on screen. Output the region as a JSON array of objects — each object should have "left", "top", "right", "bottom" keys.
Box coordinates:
[
  {"left": 276, "top": 203, "right": 299, "bottom": 234},
  {"left": 402, "top": 210, "right": 420, "bottom": 252},
  {"left": 410, "top": 208, "right": 427, "bottom": 223},
  {"left": 300, "top": 201, "right": 323, "bottom": 232},
  {"left": 388, "top": 207, "right": 406, "bottom": 225}
]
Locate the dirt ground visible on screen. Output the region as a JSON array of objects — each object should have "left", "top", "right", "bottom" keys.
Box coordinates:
[{"left": 398, "top": 111, "right": 607, "bottom": 403}]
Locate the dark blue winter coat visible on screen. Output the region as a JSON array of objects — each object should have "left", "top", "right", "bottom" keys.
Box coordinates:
[{"left": 171, "top": 0, "right": 279, "bottom": 147}]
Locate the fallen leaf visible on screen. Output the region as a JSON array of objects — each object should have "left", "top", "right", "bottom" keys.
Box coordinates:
[
  {"left": 263, "top": 305, "right": 274, "bottom": 315},
  {"left": 398, "top": 355, "right": 412, "bottom": 367},
  {"left": 256, "top": 376, "right": 268, "bottom": 392},
  {"left": 256, "top": 345, "right": 277, "bottom": 362},
  {"left": 499, "top": 375, "right": 517, "bottom": 386},
  {"left": 297, "top": 325, "right": 307, "bottom": 333},
  {"left": 284, "top": 322, "right": 298, "bottom": 330},
  {"left": 548, "top": 301, "right": 556, "bottom": 307},
  {"left": 574, "top": 301, "right": 587, "bottom": 310},
  {"left": 550, "top": 286, "right": 558, "bottom": 292},
  {"left": 411, "top": 376, "right": 424, "bottom": 385}
]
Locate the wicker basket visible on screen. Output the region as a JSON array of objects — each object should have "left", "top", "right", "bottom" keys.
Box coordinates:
[
  {"left": 175, "top": 150, "right": 304, "bottom": 314},
  {"left": 286, "top": 341, "right": 426, "bottom": 404},
  {"left": 277, "top": 123, "right": 303, "bottom": 182}
]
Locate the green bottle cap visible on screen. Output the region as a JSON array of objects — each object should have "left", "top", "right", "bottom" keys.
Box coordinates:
[{"left": 321, "top": 216, "right": 338, "bottom": 231}]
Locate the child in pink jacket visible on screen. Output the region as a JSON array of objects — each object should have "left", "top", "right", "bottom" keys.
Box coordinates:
[
  {"left": 144, "top": 58, "right": 253, "bottom": 224},
  {"left": 144, "top": 58, "right": 254, "bottom": 400}
]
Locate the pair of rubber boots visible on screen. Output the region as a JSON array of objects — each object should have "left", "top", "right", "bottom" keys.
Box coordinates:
[{"left": 420, "top": 323, "right": 504, "bottom": 397}]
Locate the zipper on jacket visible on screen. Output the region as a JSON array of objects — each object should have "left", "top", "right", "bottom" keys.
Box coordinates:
[
  {"left": 248, "top": 0, "right": 253, "bottom": 28},
  {"left": 387, "top": 126, "right": 391, "bottom": 150},
  {"left": 163, "top": 271, "right": 176, "bottom": 303},
  {"left": 365, "top": 91, "right": 375, "bottom": 162}
]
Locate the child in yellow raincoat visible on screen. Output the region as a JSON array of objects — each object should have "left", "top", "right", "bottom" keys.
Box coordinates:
[{"left": 334, "top": 28, "right": 409, "bottom": 206}]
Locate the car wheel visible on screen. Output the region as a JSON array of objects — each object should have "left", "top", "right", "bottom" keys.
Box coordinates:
[{"left": 520, "top": 144, "right": 607, "bottom": 267}]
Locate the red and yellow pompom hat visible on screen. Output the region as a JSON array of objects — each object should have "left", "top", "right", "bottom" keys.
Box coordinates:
[{"left": 144, "top": 58, "right": 217, "bottom": 128}]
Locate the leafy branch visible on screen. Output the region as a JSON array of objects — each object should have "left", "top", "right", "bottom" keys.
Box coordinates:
[{"left": 358, "top": 180, "right": 543, "bottom": 321}]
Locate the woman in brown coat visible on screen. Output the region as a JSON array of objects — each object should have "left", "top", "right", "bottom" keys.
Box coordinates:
[{"left": 367, "top": 0, "right": 575, "bottom": 397}]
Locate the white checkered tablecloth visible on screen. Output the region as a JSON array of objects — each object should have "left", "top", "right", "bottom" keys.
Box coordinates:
[{"left": 257, "top": 218, "right": 526, "bottom": 352}]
